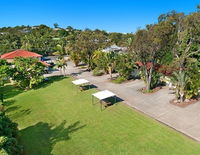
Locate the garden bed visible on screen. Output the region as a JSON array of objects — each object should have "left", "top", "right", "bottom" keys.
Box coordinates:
[
  {"left": 170, "top": 98, "right": 199, "bottom": 107},
  {"left": 138, "top": 86, "right": 163, "bottom": 94}
]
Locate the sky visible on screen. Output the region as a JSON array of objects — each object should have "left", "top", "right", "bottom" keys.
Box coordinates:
[{"left": 0, "top": 0, "right": 199, "bottom": 33}]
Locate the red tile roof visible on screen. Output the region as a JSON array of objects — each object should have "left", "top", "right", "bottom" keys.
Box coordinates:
[{"left": 1, "top": 49, "right": 42, "bottom": 59}]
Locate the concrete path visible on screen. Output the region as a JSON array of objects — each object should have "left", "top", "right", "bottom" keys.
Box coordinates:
[{"left": 46, "top": 61, "right": 200, "bottom": 142}]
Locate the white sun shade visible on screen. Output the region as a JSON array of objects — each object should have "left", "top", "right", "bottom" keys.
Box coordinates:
[
  {"left": 92, "top": 90, "right": 116, "bottom": 100},
  {"left": 72, "top": 79, "right": 89, "bottom": 85}
]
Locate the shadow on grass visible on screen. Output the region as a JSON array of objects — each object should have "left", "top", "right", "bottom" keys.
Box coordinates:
[
  {"left": 8, "top": 108, "right": 32, "bottom": 120},
  {"left": 3, "top": 99, "right": 16, "bottom": 106},
  {"left": 93, "top": 96, "right": 124, "bottom": 111},
  {"left": 1, "top": 85, "right": 23, "bottom": 100},
  {"left": 34, "top": 76, "right": 68, "bottom": 90},
  {"left": 5, "top": 105, "right": 20, "bottom": 113},
  {"left": 20, "top": 120, "right": 86, "bottom": 155}
]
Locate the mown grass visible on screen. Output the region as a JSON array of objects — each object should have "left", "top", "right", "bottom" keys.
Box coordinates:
[{"left": 4, "top": 76, "right": 200, "bottom": 155}]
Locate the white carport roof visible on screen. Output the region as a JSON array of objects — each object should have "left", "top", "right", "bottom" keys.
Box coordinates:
[
  {"left": 72, "top": 79, "right": 89, "bottom": 85},
  {"left": 92, "top": 90, "right": 116, "bottom": 100}
]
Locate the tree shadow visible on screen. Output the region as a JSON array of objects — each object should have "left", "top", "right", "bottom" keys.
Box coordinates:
[
  {"left": 3, "top": 99, "right": 16, "bottom": 106},
  {"left": 20, "top": 121, "right": 86, "bottom": 155},
  {"left": 34, "top": 76, "right": 68, "bottom": 90},
  {"left": 0, "top": 85, "right": 23, "bottom": 100},
  {"left": 9, "top": 108, "right": 31, "bottom": 119},
  {"left": 5, "top": 105, "right": 20, "bottom": 113}
]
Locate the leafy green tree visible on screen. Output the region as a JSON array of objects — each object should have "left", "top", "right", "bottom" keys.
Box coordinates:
[
  {"left": 69, "top": 29, "right": 109, "bottom": 70},
  {"left": 53, "top": 23, "right": 59, "bottom": 28},
  {"left": 12, "top": 57, "right": 45, "bottom": 89},
  {"left": 170, "top": 11, "right": 200, "bottom": 101},
  {"left": 131, "top": 20, "right": 175, "bottom": 91}
]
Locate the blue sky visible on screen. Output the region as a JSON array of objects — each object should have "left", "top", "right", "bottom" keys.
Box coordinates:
[{"left": 0, "top": 0, "right": 199, "bottom": 33}]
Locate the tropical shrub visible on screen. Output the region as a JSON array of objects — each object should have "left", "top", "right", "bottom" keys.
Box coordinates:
[
  {"left": 185, "top": 63, "right": 200, "bottom": 99},
  {"left": 170, "top": 71, "right": 188, "bottom": 102},
  {"left": 112, "top": 76, "right": 127, "bottom": 84},
  {"left": 115, "top": 54, "right": 135, "bottom": 80},
  {"left": 92, "top": 68, "right": 104, "bottom": 76},
  {"left": 69, "top": 51, "right": 81, "bottom": 67},
  {"left": 93, "top": 51, "right": 117, "bottom": 79}
]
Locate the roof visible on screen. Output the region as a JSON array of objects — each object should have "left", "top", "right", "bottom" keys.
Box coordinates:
[
  {"left": 92, "top": 90, "right": 115, "bottom": 100},
  {"left": 103, "top": 44, "right": 127, "bottom": 53},
  {"left": 72, "top": 79, "right": 89, "bottom": 85},
  {"left": 1, "top": 49, "right": 42, "bottom": 59}
]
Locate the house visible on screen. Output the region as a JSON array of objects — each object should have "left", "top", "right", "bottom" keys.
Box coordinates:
[
  {"left": 102, "top": 45, "right": 127, "bottom": 53},
  {"left": 0, "top": 49, "right": 42, "bottom": 63},
  {"left": 0, "top": 49, "right": 50, "bottom": 68}
]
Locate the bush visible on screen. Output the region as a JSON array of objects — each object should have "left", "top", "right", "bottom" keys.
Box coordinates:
[
  {"left": 112, "top": 76, "right": 127, "bottom": 84},
  {"left": 92, "top": 68, "right": 104, "bottom": 76},
  {"left": 115, "top": 54, "right": 135, "bottom": 80},
  {"left": 0, "top": 112, "right": 22, "bottom": 155},
  {"left": 185, "top": 63, "right": 200, "bottom": 99}
]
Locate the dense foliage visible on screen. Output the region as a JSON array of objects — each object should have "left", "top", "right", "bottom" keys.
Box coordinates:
[
  {"left": 0, "top": 60, "right": 10, "bottom": 86},
  {"left": 12, "top": 57, "right": 45, "bottom": 89},
  {"left": 0, "top": 112, "right": 22, "bottom": 155}
]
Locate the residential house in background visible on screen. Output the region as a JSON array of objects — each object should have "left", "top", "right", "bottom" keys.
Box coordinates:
[
  {"left": 0, "top": 49, "right": 50, "bottom": 67},
  {"left": 102, "top": 44, "right": 127, "bottom": 53}
]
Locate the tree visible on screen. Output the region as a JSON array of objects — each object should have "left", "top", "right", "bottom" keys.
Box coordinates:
[
  {"left": 12, "top": 57, "right": 45, "bottom": 89},
  {"left": 93, "top": 51, "right": 117, "bottom": 79},
  {"left": 131, "top": 20, "right": 175, "bottom": 91},
  {"left": 53, "top": 23, "right": 59, "bottom": 28},
  {"left": 170, "top": 11, "right": 200, "bottom": 101},
  {"left": 55, "top": 58, "right": 68, "bottom": 76},
  {"left": 69, "top": 29, "right": 109, "bottom": 70},
  {"left": 53, "top": 44, "right": 67, "bottom": 58}
]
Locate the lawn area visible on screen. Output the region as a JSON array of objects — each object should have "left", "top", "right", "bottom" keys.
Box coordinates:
[{"left": 3, "top": 76, "right": 200, "bottom": 155}]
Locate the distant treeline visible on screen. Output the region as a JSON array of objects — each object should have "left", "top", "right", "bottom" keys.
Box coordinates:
[{"left": 0, "top": 24, "right": 134, "bottom": 55}]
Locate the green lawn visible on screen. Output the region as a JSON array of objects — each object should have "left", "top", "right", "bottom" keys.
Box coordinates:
[{"left": 3, "top": 77, "right": 200, "bottom": 155}]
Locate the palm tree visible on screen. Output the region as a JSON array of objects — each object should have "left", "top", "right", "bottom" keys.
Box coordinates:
[
  {"left": 170, "top": 71, "right": 188, "bottom": 103},
  {"left": 56, "top": 58, "right": 68, "bottom": 76},
  {"left": 53, "top": 44, "right": 66, "bottom": 58},
  {"left": 70, "top": 51, "right": 81, "bottom": 67},
  {"left": 103, "top": 52, "right": 117, "bottom": 79}
]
